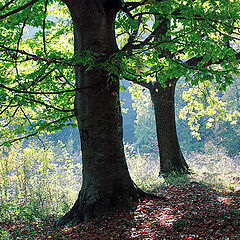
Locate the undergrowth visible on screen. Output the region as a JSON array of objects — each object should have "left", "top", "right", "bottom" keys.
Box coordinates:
[
  {"left": 0, "top": 141, "right": 239, "bottom": 226},
  {"left": 0, "top": 141, "right": 81, "bottom": 223}
]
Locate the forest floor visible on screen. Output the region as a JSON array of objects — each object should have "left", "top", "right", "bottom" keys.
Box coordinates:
[{"left": 0, "top": 181, "right": 239, "bottom": 240}]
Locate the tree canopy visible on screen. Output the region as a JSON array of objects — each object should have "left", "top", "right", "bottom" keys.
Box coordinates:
[{"left": 1, "top": 0, "right": 240, "bottom": 146}]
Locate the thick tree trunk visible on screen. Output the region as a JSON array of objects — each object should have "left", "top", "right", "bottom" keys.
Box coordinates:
[
  {"left": 57, "top": 0, "right": 140, "bottom": 225},
  {"left": 150, "top": 80, "right": 189, "bottom": 175}
]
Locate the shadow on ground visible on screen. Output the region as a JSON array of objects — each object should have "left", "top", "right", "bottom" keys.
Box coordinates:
[{"left": 1, "top": 180, "right": 239, "bottom": 240}]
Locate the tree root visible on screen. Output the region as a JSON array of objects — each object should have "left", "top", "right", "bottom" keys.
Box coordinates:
[
  {"left": 56, "top": 185, "right": 167, "bottom": 227},
  {"left": 135, "top": 185, "right": 167, "bottom": 201}
]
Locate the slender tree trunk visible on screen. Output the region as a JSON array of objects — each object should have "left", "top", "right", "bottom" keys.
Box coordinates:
[
  {"left": 57, "top": 0, "right": 140, "bottom": 225},
  {"left": 150, "top": 80, "right": 189, "bottom": 175}
]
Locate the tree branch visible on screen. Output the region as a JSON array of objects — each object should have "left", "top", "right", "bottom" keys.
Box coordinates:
[
  {"left": 0, "top": 99, "right": 14, "bottom": 115},
  {"left": 15, "top": 15, "right": 29, "bottom": 88},
  {"left": 122, "top": 0, "right": 149, "bottom": 12},
  {"left": 19, "top": 106, "right": 46, "bottom": 149},
  {"left": 0, "top": 0, "right": 15, "bottom": 12},
  {"left": 122, "top": 24, "right": 163, "bottom": 51},
  {"left": 42, "top": 0, "right": 49, "bottom": 56},
  {"left": 0, "top": 83, "right": 77, "bottom": 95},
  {"left": 0, "top": 81, "right": 98, "bottom": 95},
  {"left": 2, "top": 106, "right": 20, "bottom": 128},
  {"left": 24, "top": 97, "right": 73, "bottom": 113},
  {"left": 0, "top": 114, "right": 75, "bottom": 147},
  {"left": 184, "top": 51, "right": 240, "bottom": 68},
  {"left": 0, "top": 45, "right": 84, "bottom": 67},
  {"left": 0, "top": 0, "right": 39, "bottom": 20},
  {"left": 122, "top": 74, "right": 153, "bottom": 89}
]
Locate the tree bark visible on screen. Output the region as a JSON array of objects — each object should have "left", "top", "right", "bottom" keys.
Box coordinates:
[
  {"left": 57, "top": 0, "right": 140, "bottom": 225},
  {"left": 150, "top": 79, "right": 189, "bottom": 175}
]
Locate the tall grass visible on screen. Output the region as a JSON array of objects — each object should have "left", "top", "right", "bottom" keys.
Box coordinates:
[{"left": 186, "top": 141, "right": 240, "bottom": 190}]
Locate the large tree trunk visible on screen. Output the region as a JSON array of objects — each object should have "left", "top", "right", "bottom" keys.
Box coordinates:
[
  {"left": 150, "top": 80, "right": 189, "bottom": 175},
  {"left": 57, "top": 0, "right": 140, "bottom": 225}
]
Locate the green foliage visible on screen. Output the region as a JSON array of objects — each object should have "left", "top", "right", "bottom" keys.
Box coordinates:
[
  {"left": 0, "top": 229, "right": 11, "bottom": 240},
  {"left": 0, "top": 141, "right": 81, "bottom": 222},
  {"left": 1, "top": 0, "right": 240, "bottom": 146},
  {"left": 179, "top": 80, "right": 240, "bottom": 140},
  {"left": 129, "top": 85, "right": 157, "bottom": 153},
  {"left": 131, "top": 76, "right": 239, "bottom": 155},
  {"left": 0, "top": 0, "right": 75, "bottom": 146}
]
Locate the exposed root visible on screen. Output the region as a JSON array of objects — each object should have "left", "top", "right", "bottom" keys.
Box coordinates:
[
  {"left": 56, "top": 184, "right": 167, "bottom": 227},
  {"left": 136, "top": 186, "right": 167, "bottom": 201}
]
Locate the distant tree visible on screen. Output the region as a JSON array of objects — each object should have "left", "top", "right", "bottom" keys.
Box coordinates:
[{"left": 1, "top": 0, "right": 240, "bottom": 225}]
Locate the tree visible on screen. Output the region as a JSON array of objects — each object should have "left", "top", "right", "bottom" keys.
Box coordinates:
[
  {"left": 0, "top": 0, "right": 146, "bottom": 225},
  {"left": 1, "top": 0, "right": 240, "bottom": 225},
  {"left": 118, "top": 1, "right": 240, "bottom": 175}
]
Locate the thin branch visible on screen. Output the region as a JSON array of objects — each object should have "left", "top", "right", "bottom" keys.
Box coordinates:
[
  {"left": 0, "top": 45, "right": 81, "bottom": 67},
  {"left": 2, "top": 106, "right": 20, "bottom": 128},
  {"left": 0, "top": 114, "right": 75, "bottom": 147},
  {"left": 0, "top": 58, "right": 33, "bottom": 63},
  {"left": 0, "top": 83, "right": 76, "bottom": 95},
  {"left": 122, "top": 72, "right": 153, "bottom": 89},
  {"left": 127, "top": 15, "right": 142, "bottom": 55},
  {"left": 42, "top": 0, "right": 49, "bottom": 56},
  {"left": 0, "top": 0, "right": 39, "bottom": 20},
  {"left": 122, "top": 25, "right": 161, "bottom": 51},
  {"left": 56, "top": 68, "right": 75, "bottom": 88},
  {"left": 15, "top": 15, "right": 29, "bottom": 88},
  {"left": 0, "top": 132, "right": 39, "bottom": 147},
  {"left": 27, "top": 66, "right": 55, "bottom": 88},
  {"left": 19, "top": 106, "right": 46, "bottom": 149},
  {"left": 122, "top": 0, "right": 156, "bottom": 12},
  {"left": 184, "top": 51, "right": 240, "bottom": 68},
  {"left": 0, "top": 99, "right": 14, "bottom": 115},
  {"left": 24, "top": 97, "right": 74, "bottom": 113},
  {"left": 0, "top": 83, "right": 95, "bottom": 95},
  {"left": 207, "top": 21, "right": 240, "bottom": 41},
  {"left": 0, "top": 0, "right": 15, "bottom": 12}
]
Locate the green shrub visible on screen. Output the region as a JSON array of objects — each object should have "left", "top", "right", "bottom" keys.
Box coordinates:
[{"left": 0, "top": 141, "right": 81, "bottom": 222}]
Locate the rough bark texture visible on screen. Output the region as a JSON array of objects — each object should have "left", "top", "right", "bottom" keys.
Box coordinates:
[
  {"left": 150, "top": 80, "right": 189, "bottom": 175},
  {"left": 57, "top": 0, "right": 140, "bottom": 226}
]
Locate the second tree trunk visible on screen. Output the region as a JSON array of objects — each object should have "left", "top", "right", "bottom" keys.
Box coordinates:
[{"left": 150, "top": 80, "right": 189, "bottom": 175}]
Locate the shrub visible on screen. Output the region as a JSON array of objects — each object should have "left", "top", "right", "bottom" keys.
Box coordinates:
[{"left": 0, "top": 141, "right": 81, "bottom": 222}]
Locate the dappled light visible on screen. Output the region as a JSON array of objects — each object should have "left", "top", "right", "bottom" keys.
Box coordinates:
[{"left": 1, "top": 183, "right": 239, "bottom": 239}]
